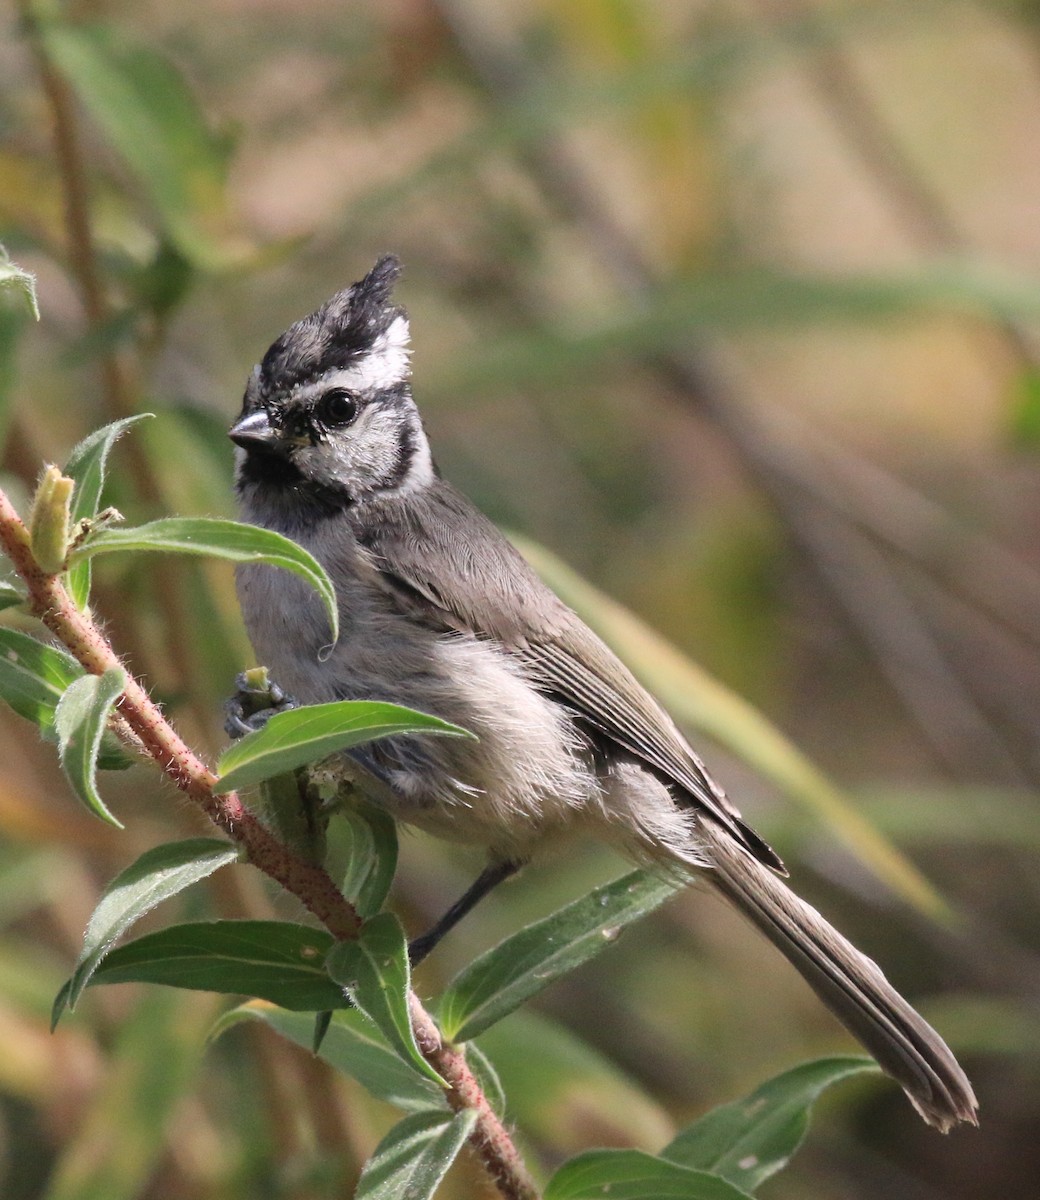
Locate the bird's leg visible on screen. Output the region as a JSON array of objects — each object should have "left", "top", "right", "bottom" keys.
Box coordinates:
[
  {"left": 408, "top": 859, "right": 522, "bottom": 966},
  {"left": 224, "top": 667, "right": 298, "bottom": 739}
]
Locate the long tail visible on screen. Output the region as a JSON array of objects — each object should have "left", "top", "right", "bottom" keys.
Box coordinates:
[{"left": 702, "top": 823, "right": 977, "bottom": 1131}]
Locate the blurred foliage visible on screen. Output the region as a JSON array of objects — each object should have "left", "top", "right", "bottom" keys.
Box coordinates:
[{"left": 2, "top": 0, "right": 1039, "bottom": 1197}]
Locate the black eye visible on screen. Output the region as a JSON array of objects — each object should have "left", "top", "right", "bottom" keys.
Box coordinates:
[{"left": 319, "top": 388, "right": 359, "bottom": 426}]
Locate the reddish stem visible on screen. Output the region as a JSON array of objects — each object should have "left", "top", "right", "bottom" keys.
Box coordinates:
[
  {"left": 0, "top": 485, "right": 359, "bottom": 933},
  {"left": 409, "top": 996, "right": 539, "bottom": 1200},
  {"left": 0, "top": 483, "right": 539, "bottom": 1198}
]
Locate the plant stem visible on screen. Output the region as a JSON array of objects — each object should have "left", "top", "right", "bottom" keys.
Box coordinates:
[
  {"left": 0, "top": 483, "right": 361, "bottom": 933},
  {"left": 0, "top": 483, "right": 539, "bottom": 1199},
  {"left": 409, "top": 995, "right": 538, "bottom": 1200}
]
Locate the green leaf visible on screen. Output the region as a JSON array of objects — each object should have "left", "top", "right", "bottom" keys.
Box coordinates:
[
  {"left": 252, "top": 769, "right": 326, "bottom": 865},
  {"left": 69, "top": 516, "right": 340, "bottom": 646},
  {"left": 325, "top": 911, "right": 444, "bottom": 1085},
  {"left": 216, "top": 700, "right": 469, "bottom": 793},
  {"left": 70, "top": 919, "right": 351, "bottom": 1011},
  {"left": 518, "top": 538, "right": 947, "bottom": 917},
  {"left": 0, "top": 627, "right": 131, "bottom": 769},
  {"left": 213, "top": 1002, "right": 447, "bottom": 1112},
  {"left": 0, "top": 581, "right": 24, "bottom": 610},
  {"left": 439, "top": 869, "right": 680, "bottom": 1042},
  {"left": 311, "top": 1008, "right": 333, "bottom": 1053},
  {"left": 0, "top": 246, "right": 39, "bottom": 319},
  {"left": 355, "top": 1109, "right": 477, "bottom": 1200},
  {"left": 662, "top": 1057, "right": 878, "bottom": 1192},
  {"left": 53, "top": 666, "right": 126, "bottom": 826},
  {"left": 40, "top": 23, "right": 245, "bottom": 270},
  {"left": 63, "top": 414, "right": 154, "bottom": 608},
  {"left": 0, "top": 626, "right": 82, "bottom": 735},
  {"left": 337, "top": 801, "right": 399, "bottom": 918},
  {"left": 546, "top": 1149, "right": 754, "bottom": 1200},
  {"left": 53, "top": 838, "right": 237, "bottom": 1025}
]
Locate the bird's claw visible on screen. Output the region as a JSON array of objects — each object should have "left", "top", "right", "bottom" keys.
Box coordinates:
[{"left": 224, "top": 670, "right": 298, "bottom": 739}]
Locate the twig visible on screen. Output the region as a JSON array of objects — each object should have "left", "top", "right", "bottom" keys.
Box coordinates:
[
  {"left": 408, "top": 996, "right": 538, "bottom": 1200},
  {"left": 0, "top": 487, "right": 538, "bottom": 1200},
  {"left": 0, "top": 484, "right": 363, "bottom": 936}
]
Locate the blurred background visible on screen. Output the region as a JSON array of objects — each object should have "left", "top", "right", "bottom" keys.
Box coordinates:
[{"left": 2, "top": 0, "right": 1039, "bottom": 1196}]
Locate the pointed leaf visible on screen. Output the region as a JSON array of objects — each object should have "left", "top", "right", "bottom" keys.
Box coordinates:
[
  {"left": 0, "top": 582, "right": 24, "bottom": 611},
  {"left": 71, "top": 919, "right": 350, "bottom": 1011},
  {"left": 0, "top": 627, "right": 131, "bottom": 769},
  {"left": 355, "top": 1109, "right": 477, "bottom": 1200},
  {"left": 325, "top": 911, "right": 444, "bottom": 1085},
  {"left": 69, "top": 516, "right": 340, "bottom": 645},
  {"left": 213, "top": 1002, "right": 447, "bottom": 1112},
  {"left": 54, "top": 667, "right": 126, "bottom": 826},
  {"left": 662, "top": 1057, "right": 879, "bottom": 1191},
  {"left": 334, "top": 800, "right": 399, "bottom": 918},
  {"left": 64, "top": 413, "right": 153, "bottom": 525},
  {"left": 0, "top": 626, "right": 80, "bottom": 735},
  {"left": 312, "top": 1009, "right": 333, "bottom": 1053},
  {"left": 63, "top": 414, "right": 154, "bottom": 608},
  {"left": 546, "top": 1150, "right": 754, "bottom": 1200},
  {"left": 216, "top": 700, "right": 469, "bottom": 793},
  {"left": 0, "top": 247, "right": 39, "bottom": 319},
  {"left": 439, "top": 869, "right": 680, "bottom": 1042},
  {"left": 53, "top": 838, "right": 237, "bottom": 1025}
]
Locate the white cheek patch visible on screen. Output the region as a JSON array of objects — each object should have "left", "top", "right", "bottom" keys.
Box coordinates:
[
  {"left": 324, "top": 314, "right": 411, "bottom": 393},
  {"left": 397, "top": 430, "right": 435, "bottom": 494}
]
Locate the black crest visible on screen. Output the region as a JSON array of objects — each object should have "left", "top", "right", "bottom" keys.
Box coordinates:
[{"left": 258, "top": 255, "right": 404, "bottom": 394}]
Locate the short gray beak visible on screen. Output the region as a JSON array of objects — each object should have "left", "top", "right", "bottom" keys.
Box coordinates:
[{"left": 229, "top": 409, "right": 280, "bottom": 453}]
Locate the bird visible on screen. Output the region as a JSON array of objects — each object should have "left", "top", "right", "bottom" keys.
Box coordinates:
[{"left": 229, "top": 255, "right": 977, "bottom": 1132}]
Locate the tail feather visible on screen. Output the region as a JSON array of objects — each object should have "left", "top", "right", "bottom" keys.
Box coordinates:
[{"left": 703, "top": 824, "right": 977, "bottom": 1131}]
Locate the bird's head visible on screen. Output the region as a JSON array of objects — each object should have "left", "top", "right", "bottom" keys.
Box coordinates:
[{"left": 231, "top": 255, "right": 433, "bottom": 511}]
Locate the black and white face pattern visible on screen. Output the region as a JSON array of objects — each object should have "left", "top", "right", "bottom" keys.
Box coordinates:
[{"left": 231, "top": 256, "right": 434, "bottom": 510}]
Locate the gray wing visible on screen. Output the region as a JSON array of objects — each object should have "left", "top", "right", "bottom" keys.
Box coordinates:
[{"left": 352, "top": 483, "right": 783, "bottom": 871}]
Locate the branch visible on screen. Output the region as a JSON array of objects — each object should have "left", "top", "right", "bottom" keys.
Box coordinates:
[
  {"left": 0, "top": 485, "right": 537, "bottom": 1199},
  {"left": 0, "top": 485, "right": 362, "bottom": 936},
  {"left": 409, "top": 997, "right": 538, "bottom": 1200}
]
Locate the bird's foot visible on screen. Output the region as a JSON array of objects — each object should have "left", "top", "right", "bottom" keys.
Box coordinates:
[{"left": 224, "top": 667, "right": 298, "bottom": 739}]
